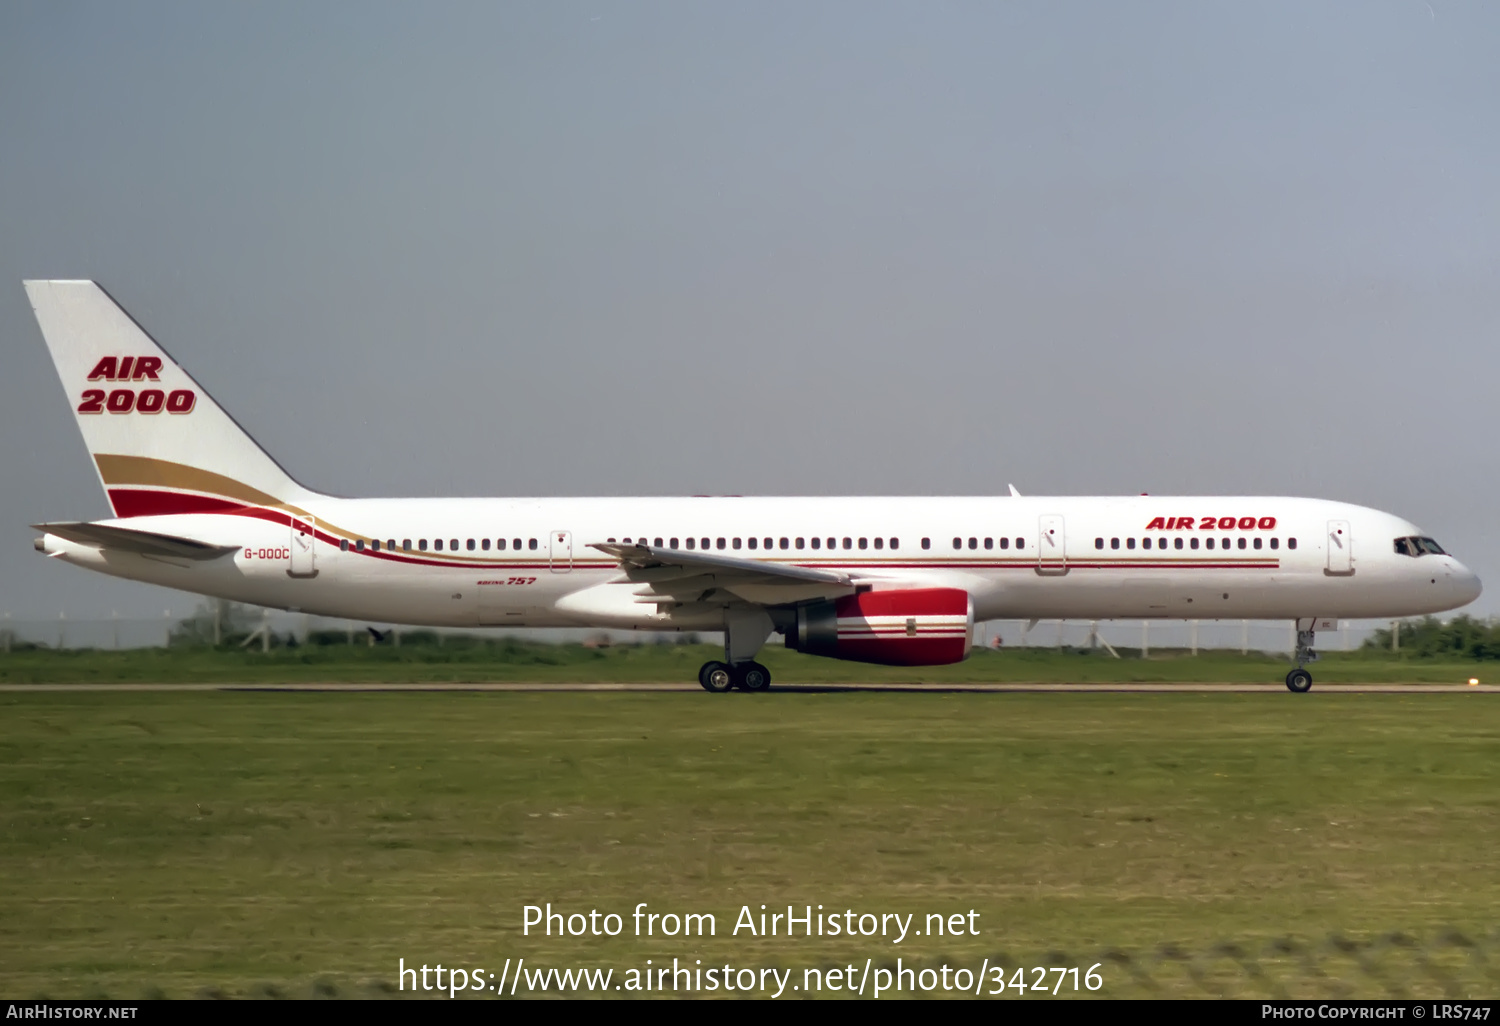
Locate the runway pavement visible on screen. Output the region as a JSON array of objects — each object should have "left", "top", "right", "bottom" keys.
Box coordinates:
[{"left": 0, "top": 682, "right": 1493, "bottom": 693}]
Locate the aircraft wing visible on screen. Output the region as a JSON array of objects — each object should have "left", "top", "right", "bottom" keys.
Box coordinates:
[
  {"left": 33, "top": 521, "right": 241, "bottom": 561},
  {"left": 590, "top": 542, "right": 857, "bottom": 606}
]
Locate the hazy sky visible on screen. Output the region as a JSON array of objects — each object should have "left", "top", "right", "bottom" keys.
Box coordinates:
[{"left": 2, "top": 1, "right": 1497, "bottom": 618}]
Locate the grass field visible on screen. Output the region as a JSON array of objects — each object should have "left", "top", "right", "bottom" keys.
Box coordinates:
[
  {"left": 0, "top": 639, "right": 1492, "bottom": 685},
  {"left": 2, "top": 688, "right": 1497, "bottom": 998}
]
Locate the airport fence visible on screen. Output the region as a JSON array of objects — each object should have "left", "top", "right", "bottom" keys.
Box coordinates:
[
  {"left": 0, "top": 609, "right": 1463, "bottom": 654},
  {"left": 1003, "top": 925, "right": 1500, "bottom": 999}
]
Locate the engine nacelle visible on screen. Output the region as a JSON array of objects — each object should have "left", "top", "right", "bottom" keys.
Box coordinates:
[{"left": 786, "top": 588, "right": 974, "bottom": 666}]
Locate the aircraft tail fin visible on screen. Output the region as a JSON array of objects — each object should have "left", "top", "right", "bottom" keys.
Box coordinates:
[{"left": 24, "top": 280, "right": 314, "bottom": 517}]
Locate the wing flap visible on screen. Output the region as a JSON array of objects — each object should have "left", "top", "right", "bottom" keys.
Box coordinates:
[
  {"left": 591, "top": 542, "right": 856, "bottom": 603},
  {"left": 34, "top": 521, "right": 241, "bottom": 561}
]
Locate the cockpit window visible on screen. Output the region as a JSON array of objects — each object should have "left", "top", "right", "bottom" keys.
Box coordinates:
[{"left": 1395, "top": 535, "right": 1447, "bottom": 557}]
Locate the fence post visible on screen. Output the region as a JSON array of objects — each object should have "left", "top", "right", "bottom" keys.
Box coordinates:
[
  {"left": 393, "top": 627, "right": 401, "bottom": 648},
  {"left": 1190, "top": 619, "right": 1198, "bottom": 656},
  {"left": 213, "top": 601, "right": 222, "bottom": 647},
  {"left": 1392, "top": 621, "right": 1400, "bottom": 652},
  {"left": 2, "top": 612, "right": 9, "bottom": 653},
  {"left": 1056, "top": 620, "right": 1065, "bottom": 649},
  {"left": 1240, "top": 619, "right": 1249, "bottom": 656},
  {"left": 1342, "top": 620, "right": 1349, "bottom": 651},
  {"left": 1141, "top": 620, "right": 1149, "bottom": 658},
  {"left": 58, "top": 611, "right": 66, "bottom": 650},
  {"left": 163, "top": 609, "right": 171, "bottom": 648},
  {"left": 112, "top": 610, "right": 119, "bottom": 651},
  {"left": 262, "top": 609, "right": 270, "bottom": 653}
]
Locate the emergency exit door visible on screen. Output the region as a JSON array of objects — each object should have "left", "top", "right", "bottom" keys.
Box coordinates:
[
  {"left": 1038, "top": 514, "right": 1066, "bottom": 574},
  {"left": 1326, "top": 520, "right": 1353, "bottom": 575},
  {"left": 549, "top": 530, "right": 572, "bottom": 573},
  {"left": 288, "top": 516, "right": 317, "bottom": 578}
]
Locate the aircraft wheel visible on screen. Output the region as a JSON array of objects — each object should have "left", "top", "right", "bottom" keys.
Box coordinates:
[
  {"left": 699, "top": 661, "right": 733, "bottom": 693},
  {"left": 736, "top": 662, "right": 772, "bottom": 692},
  {"left": 1285, "top": 668, "right": 1313, "bottom": 693}
]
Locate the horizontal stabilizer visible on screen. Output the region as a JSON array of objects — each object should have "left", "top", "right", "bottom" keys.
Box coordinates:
[{"left": 33, "top": 521, "right": 241, "bottom": 561}]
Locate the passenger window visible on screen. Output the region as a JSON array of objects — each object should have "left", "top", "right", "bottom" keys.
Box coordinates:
[
  {"left": 765, "top": 538, "right": 773, "bottom": 549},
  {"left": 873, "top": 537, "right": 883, "bottom": 550},
  {"left": 748, "top": 537, "right": 758, "bottom": 550},
  {"left": 496, "top": 538, "right": 505, "bottom": 550},
  {"left": 434, "top": 539, "right": 443, "bottom": 551},
  {"left": 717, "top": 538, "right": 726, "bottom": 550},
  {"left": 403, "top": 539, "right": 411, "bottom": 551},
  {"left": 967, "top": 537, "right": 977, "bottom": 550},
  {"left": 701, "top": 538, "right": 709, "bottom": 550},
  {"left": 340, "top": 539, "right": 350, "bottom": 552},
  {"left": 467, "top": 538, "right": 476, "bottom": 551},
  {"left": 1190, "top": 537, "right": 1199, "bottom": 550},
  {"left": 482, "top": 538, "right": 491, "bottom": 551},
  {"left": 528, "top": 538, "right": 537, "bottom": 550},
  {"left": 1000, "top": 537, "right": 1009, "bottom": 550},
  {"left": 686, "top": 537, "right": 695, "bottom": 550},
  {"left": 797, "top": 537, "right": 805, "bottom": 549},
  {"left": 1095, "top": 538, "right": 1104, "bottom": 550},
  {"left": 1238, "top": 537, "right": 1247, "bottom": 550},
  {"left": 858, "top": 538, "right": 868, "bottom": 550},
  {"left": 356, "top": 540, "right": 366, "bottom": 552},
  {"left": 984, "top": 537, "right": 993, "bottom": 550},
  {"left": 733, "top": 538, "right": 742, "bottom": 550},
  {"left": 1222, "top": 537, "right": 1230, "bottom": 549},
  {"left": 514, "top": 539, "right": 523, "bottom": 550},
  {"left": 1270, "top": 538, "right": 1279, "bottom": 550},
  {"left": 653, "top": 537, "right": 662, "bottom": 547},
  {"left": 371, "top": 540, "right": 380, "bottom": 552},
  {"left": 827, "top": 538, "right": 836, "bottom": 549},
  {"left": 1175, "top": 538, "right": 1184, "bottom": 550},
  {"left": 921, "top": 537, "right": 931, "bottom": 550},
  {"left": 1205, "top": 538, "right": 1214, "bottom": 550},
  {"left": 670, "top": 538, "right": 680, "bottom": 549},
  {"left": 1288, "top": 538, "right": 1297, "bottom": 550},
  {"left": 953, "top": 537, "right": 962, "bottom": 550},
  {"left": 450, "top": 539, "right": 458, "bottom": 550},
  {"left": 1253, "top": 537, "right": 1262, "bottom": 550},
  {"left": 419, "top": 539, "right": 428, "bottom": 551},
  {"left": 843, "top": 538, "right": 852, "bottom": 550},
  {"left": 810, "top": 538, "right": 820, "bottom": 550},
  {"left": 1111, "top": 538, "right": 1119, "bottom": 550},
  {"left": 1127, "top": 538, "right": 1136, "bottom": 549},
  {"left": 890, "top": 538, "right": 899, "bottom": 550},
  {"left": 1015, "top": 538, "right": 1024, "bottom": 549},
  {"left": 780, "top": 538, "right": 790, "bottom": 550}
]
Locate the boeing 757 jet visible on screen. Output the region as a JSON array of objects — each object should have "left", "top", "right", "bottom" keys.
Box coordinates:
[{"left": 24, "top": 281, "right": 1481, "bottom": 692}]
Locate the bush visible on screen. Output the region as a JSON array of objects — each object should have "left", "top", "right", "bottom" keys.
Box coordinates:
[{"left": 1362, "top": 615, "right": 1500, "bottom": 660}]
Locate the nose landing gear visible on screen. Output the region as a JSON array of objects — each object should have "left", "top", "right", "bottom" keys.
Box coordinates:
[{"left": 1286, "top": 629, "right": 1318, "bottom": 693}]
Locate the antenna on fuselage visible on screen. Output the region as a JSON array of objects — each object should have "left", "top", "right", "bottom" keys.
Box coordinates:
[{"left": 1008, "top": 483, "right": 1021, "bottom": 497}]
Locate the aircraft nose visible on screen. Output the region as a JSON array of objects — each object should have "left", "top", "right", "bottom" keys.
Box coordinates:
[{"left": 1449, "top": 561, "right": 1482, "bottom": 606}]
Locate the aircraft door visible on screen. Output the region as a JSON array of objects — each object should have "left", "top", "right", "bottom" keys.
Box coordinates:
[
  {"left": 288, "top": 516, "right": 317, "bottom": 578},
  {"left": 549, "top": 530, "right": 572, "bottom": 573},
  {"left": 1038, "top": 514, "right": 1066, "bottom": 574},
  {"left": 1326, "top": 520, "right": 1353, "bottom": 575}
]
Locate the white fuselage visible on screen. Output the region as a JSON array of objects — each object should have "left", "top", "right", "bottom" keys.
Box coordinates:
[{"left": 38, "top": 494, "right": 1482, "bottom": 631}]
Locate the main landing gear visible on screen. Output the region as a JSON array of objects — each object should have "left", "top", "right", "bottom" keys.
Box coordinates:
[
  {"left": 1285, "top": 628, "right": 1317, "bottom": 693},
  {"left": 698, "top": 660, "right": 772, "bottom": 693}
]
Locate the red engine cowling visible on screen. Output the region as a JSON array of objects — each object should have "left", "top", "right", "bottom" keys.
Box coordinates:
[{"left": 786, "top": 588, "right": 974, "bottom": 666}]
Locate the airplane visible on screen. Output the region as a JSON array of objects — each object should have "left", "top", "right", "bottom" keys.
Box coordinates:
[{"left": 24, "top": 280, "right": 1482, "bottom": 693}]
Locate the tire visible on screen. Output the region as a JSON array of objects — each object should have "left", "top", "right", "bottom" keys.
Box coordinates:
[
  {"left": 699, "top": 661, "right": 733, "bottom": 693},
  {"left": 1285, "top": 668, "right": 1313, "bottom": 693},
  {"left": 736, "top": 662, "right": 771, "bottom": 692}
]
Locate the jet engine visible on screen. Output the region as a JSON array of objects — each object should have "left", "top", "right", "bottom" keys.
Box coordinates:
[{"left": 785, "top": 588, "right": 973, "bottom": 666}]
